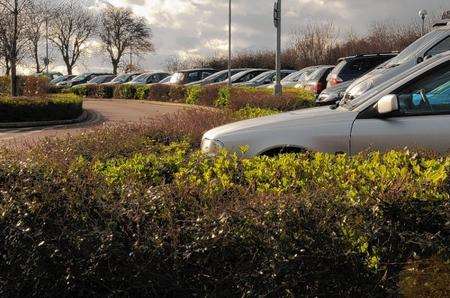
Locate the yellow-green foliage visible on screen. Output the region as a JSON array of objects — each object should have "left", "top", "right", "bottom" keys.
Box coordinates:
[
  {"left": 176, "top": 150, "right": 450, "bottom": 201},
  {"left": 186, "top": 85, "right": 202, "bottom": 105},
  {"left": 233, "top": 106, "right": 280, "bottom": 119},
  {"left": 94, "top": 141, "right": 190, "bottom": 184}
]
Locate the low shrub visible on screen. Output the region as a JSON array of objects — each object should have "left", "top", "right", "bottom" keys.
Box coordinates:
[
  {"left": 0, "top": 130, "right": 448, "bottom": 295},
  {"left": 216, "top": 86, "right": 230, "bottom": 107},
  {"left": 95, "top": 84, "right": 115, "bottom": 99},
  {"left": 147, "top": 84, "right": 172, "bottom": 101},
  {"left": 0, "top": 76, "right": 49, "bottom": 96},
  {"left": 185, "top": 85, "right": 202, "bottom": 105},
  {"left": 233, "top": 106, "right": 279, "bottom": 120},
  {"left": 168, "top": 85, "right": 187, "bottom": 102},
  {"left": 113, "top": 84, "right": 137, "bottom": 99},
  {"left": 135, "top": 84, "right": 150, "bottom": 100},
  {"left": 0, "top": 94, "right": 83, "bottom": 123},
  {"left": 71, "top": 84, "right": 97, "bottom": 97}
]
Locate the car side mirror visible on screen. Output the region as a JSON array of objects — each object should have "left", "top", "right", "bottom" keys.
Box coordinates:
[{"left": 377, "top": 94, "right": 399, "bottom": 115}]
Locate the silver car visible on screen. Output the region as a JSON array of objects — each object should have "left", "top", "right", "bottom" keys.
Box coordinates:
[
  {"left": 345, "top": 18, "right": 450, "bottom": 100},
  {"left": 202, "top": 52, "right": 450, "bottom": 156}
]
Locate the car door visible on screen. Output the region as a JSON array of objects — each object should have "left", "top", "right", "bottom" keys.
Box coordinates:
[{"left": 351, "top": 60, "right": 450, "bottom": 153}]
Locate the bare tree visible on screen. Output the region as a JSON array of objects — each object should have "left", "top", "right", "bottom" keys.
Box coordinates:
[
  {"left": 49, "top": 0, "right": 95, "bottom": 75},
  {"left": 0, "top": 0, "right": 31, "bottom": 96},
  {"left": 24, "top": 0, "right": 51, "bottom": 73},
  {"left": 99, "top": 6, "right": 154, "bottom": 74}
]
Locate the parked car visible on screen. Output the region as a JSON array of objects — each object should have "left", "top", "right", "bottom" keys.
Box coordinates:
[
  {"left": 217, "top": 69, "right": 269, "bottom": 85},
  {"left": 267, "top": 66, "right": 320, "bottom": 89},
  {"left": 127, "top": 72, "right": 170, "bottom": 85},
  {"left": 158, "top": 75, "right": 172, "bottom": 84},
  {"left": 59, "top": 72, "right": 111, "bottom": 87},
  {"left": 327, "top": 53, "right": 397, "bottom": 88},
  {"left": 169, "top": 69, "right": 216, "bottom": 85},
  {"left": 201, "top": 51, "right": 450, "bottom": 157},
  {"left": 106, "top": 73, "right": 142, "bottom": 85},
  {"left": 185, "top": 69, "right": 248, "bottom": 86},
  {"left": 238, "top": 70, "right": 296, "bottom": 87},
  {"left": 344, "top": 16, "right": 450, "bottom": 101},
  {"left": 49, "top": 75, "right": 75, "bottom": 85},
  {"left": 300, "top": 65, "right": 334, "bottom": 95},
  {"left": 316, "top": 80, "right": 354, "bottom": 106},
  {"left": 79, "top": 75, "right": 116, "bottom": 86},
  {"left": 33, "top": 71, "right": 63, "bottom": 81}
]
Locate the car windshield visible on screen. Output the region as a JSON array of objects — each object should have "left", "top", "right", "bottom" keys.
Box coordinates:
[
  {"left": 71, "top": 74, "right": 89, "bottom": 82},
  {"left": 159, "top": 75, "right": 172, "bottom": 83},
  {"left": 230, "top": 71, "right": 250, "bottom": 82},
  {"left": 385, "top": 31, "right": 441, "bottom": 67},
  {"left": 170, "top": 72, "right": 185, "bottom": 84},
  {"left": 282, "top": 68, "right": 314, "bottom": 83},
  {"left": 111, "top": 74, "right": 134, "bottom": 83},
  {"left": 88, "top": 75, "right": 111, "bottom": 84},
  {"left": 132, "top": 74, "right": 151, "bottom": 83},
  {"left": 50, "top": 76, "right": 66, "bottom": 84},
  {"left": 248, "top": 71, "right": 275, "bottom": 83}
]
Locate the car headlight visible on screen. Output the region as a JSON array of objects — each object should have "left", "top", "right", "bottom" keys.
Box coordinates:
[{"left": 201, "top": 138, "right": 224, "bottom": 155}]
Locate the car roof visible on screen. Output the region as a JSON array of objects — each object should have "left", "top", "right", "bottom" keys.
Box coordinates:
[
  {"left": 338, "top": 53, "right": 398, "bottom": 62},
  {"left": 178, "top": 68, "right": 215, "bottom": 72}
]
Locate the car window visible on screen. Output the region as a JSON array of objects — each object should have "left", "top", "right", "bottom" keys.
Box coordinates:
[
  {"left": 395, "top": 62, "right": 450, "bottom": 114},
  {"left": 187, "top": 71, "right": 200, "bottom": 82},
  {"left": 425, "top": 36, "right": 450, "bottom": 57},
  {"left": 201, "top": 71, "right": 213, "bottom": 79}
]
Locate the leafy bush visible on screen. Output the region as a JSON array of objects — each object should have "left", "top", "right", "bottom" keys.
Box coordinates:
[
  {"left": 135, "top": 84, "right": 150, "bottom": 100},
  {"left": 0, "top": 94, "right": 83, "bottom": 123},
  {"left": 95, "top": 84, "right": 115, "bottom": 99},
  {"left": 147, "top": 84, "right": 172, "bottom": 101},
  {"left": 113, "top": 84, "right": 136, "bottom": 99},
  {"left": 0, "top": 76, "right": 49, "bottom": 96},
  {"left": 0, "top": 109, "right": 448, "bottom": 296},
  {"left": 71, "top": 84, "right": 97, "bottom": 97},
  {"left": 233, "top": 106, "right": 280, "bottom": 120},
  {"left": 168, "top": 85, "right": 187, "bottom": 102},
  {"left": 216, "top": 86, "right": 230, "bottom": 107},
  {"left": 185, "top": 85, "right": 202, "bottom": 105}
]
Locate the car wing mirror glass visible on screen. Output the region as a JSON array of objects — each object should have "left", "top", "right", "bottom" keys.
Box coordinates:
[{"left": 376, "top": 94, "right": 399, "bottom": 115}]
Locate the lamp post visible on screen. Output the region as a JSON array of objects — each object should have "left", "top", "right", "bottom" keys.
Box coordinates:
[
  {"left": 44, "top": 17, "right": 49, "bottom": 74},
  {"left": 419, "top": 9, "right": 428, "bottom": 36},
  {"left": 228, "top": 0, "right": 231, "bottom": 87},
  {"left": 274, "top": 0, "right": 282, "bottom": 96}
]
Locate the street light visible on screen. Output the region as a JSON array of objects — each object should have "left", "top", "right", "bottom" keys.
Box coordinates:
[
  {"left": 228, "top": 0, "right": 232, "bottom": 87},
  {"left": 419, "top": 9, "right": 428, "bottom": 36},
  {"left": 273, "top": 0, "right": 282, "bottom": 96}
]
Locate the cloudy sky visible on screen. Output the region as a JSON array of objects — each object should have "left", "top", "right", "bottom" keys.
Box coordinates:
[{"left": 49, "top": 0, "right": 449, "bottom": 74}]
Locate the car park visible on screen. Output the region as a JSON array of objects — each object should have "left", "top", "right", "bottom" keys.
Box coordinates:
[
  {"left": 185, "top": 69, "right": 248, "bottom": 86},
  {"left": 201, "top": 51, "right": 450, "bottom": 157},
  {"left": 327, "top": 53, "right": 397, "bottom": 88},
  {"left": 300, "top": 65, "right": 334, "bottom": 95},
  {"left": 169, "top": 68, "right": 216, "bottom": 85},
  {"left": 85, "top": 74, "right": 116, "bottom": 85},
  {"left": 238, "top": 70, "right": 296, "bottom": 87},
  {"left": 128, "top": 72, "right": 170, "bottom": 84},
  {"left": 316, "top": 80, "right": 354, "bottom": 105},
  {"left": 344, "top": 16, "right": 450, "bottom": 100}
]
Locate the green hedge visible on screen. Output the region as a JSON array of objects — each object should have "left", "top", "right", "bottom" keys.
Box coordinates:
[
  {"left": 0, "top": 109, "right": 448, "bottom": 296},
  {"left": 0, "top": 94, "right": 83, "bottom": 123}
]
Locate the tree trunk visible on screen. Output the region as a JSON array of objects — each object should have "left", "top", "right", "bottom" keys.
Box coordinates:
[
  {"left": 34, "top": 43, "right": 41, "bottom": 73},
  {"left": 64, "top": 60, "right": 73, "bottom": 75},
  {"left": 4, "top": 57, "right": 10, "bottom": 76},
  {"left": 112, "top": 59, "right": 119, "bottom": 75}
]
